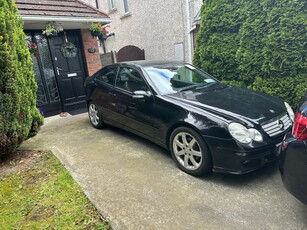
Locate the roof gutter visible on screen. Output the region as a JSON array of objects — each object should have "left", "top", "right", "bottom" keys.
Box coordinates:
[{"left": 22, "top": 15, "right": 112, "bottom": 24}]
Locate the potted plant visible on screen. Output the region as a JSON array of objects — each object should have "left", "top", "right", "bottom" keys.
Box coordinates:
[
  {"left": 42, "top": 22, "right": 64, "bottom": 37},
  {"left": 90, "top": 23, "right": 107, "bottom": 38}
]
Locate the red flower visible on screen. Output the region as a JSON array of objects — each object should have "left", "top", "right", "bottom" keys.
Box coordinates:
[{"left": 37, "top": 52, "right": 41, "bottom": 57}]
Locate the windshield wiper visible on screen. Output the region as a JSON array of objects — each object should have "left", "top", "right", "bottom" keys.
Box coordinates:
[
  {"left": 177, "top": 84, "right": 199, "bottom": 92},
  {"left": 177, "top": 82, "right": 218, "bottom": 92},
  {"left": 195, "top": 82, "right": 218, "bottom": 90}
]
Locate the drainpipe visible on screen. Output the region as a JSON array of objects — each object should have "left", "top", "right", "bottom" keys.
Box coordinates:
[
  {"left": 185, "top": 0, "right": 192, "bottom": 63},
  {"left": 95, "top": 0, "right": 99, "bottom": 9}
]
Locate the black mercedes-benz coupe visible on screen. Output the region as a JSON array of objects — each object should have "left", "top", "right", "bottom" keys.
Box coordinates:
[
  {"left": 85, "top": 61, "right": 294, "bottom": 176},
  {"left": 279, "top": 94, "right": 307, "bottom": 204}
]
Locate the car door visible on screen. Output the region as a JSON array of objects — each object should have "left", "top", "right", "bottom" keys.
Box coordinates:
[
  {"left": 91, "top": 66, "right": 118, "bottom": 123},
  {"left": 110, "top": 66, "right": 160, "bottom": 139}
]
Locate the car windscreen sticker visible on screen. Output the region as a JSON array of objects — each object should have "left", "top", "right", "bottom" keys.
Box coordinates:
[{"left": 204, "top": 79, "right": 216, "bottom": 83}]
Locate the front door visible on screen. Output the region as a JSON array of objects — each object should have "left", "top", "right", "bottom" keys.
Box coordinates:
[{"left": 48, "top": 30, "right": 86, "bottom": 111}]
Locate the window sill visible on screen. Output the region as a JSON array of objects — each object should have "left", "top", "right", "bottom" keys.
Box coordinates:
[
  {"left": 108, "top": 8, "right": 117, "bottom": 13},
  {"left": 120, "top": 12, "right": 131, "bottom": 19}
]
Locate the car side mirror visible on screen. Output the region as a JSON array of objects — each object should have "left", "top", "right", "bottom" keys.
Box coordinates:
[{"left": 132, "top": 90, "right": 152, "bottom": 101}]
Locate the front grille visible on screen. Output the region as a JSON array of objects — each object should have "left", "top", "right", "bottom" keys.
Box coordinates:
[{"left": 261, "top": 113, "right": 292, "bottom": 137}]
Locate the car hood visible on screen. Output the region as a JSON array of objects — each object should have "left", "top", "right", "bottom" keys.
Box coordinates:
[{"left": 166, "top": 84, "right": 286, "bottom": 125}]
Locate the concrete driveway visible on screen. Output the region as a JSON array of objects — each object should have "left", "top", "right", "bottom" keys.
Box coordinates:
[{"left": 21, "top": 113, "right": 307, "bottom": 230}]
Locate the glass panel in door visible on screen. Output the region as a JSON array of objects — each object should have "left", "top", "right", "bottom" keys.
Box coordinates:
[
  {"left": 27, "top": 35, "right": 47, "bottom": 105},
  {"left": 35, "top": 34, "right": 60, "bottom": 103}
]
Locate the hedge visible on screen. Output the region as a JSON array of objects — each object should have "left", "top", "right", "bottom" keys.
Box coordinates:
[
  {"left": 194, "top": 0, "right": 307, "bottom": 108},
  {"left": 0, "top": 0, "right": 43, "bottom": 156}
]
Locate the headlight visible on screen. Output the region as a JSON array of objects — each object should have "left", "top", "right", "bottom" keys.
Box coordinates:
[
  {"left": 248, "top": 128, "right": 263, "bottom": 142},
  {"left": 284, "top": 102, "right": 295, "bottom": 122},
  {"left": 228, "top": 123, "right": 263, "bottom": 144}
]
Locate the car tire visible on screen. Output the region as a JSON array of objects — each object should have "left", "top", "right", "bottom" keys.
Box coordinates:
[
  {"left": 88, "top": 101, "right": 104, "bottom": 129},
  {"left": 169, "top": 127, "right": 212, "bottom": 176}
]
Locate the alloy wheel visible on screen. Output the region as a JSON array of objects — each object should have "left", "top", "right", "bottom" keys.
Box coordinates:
[
  {"left": 172, "top": 132, "right": 203, "bottom": 171},
  {"left": 89, "top": 103, "right": 99, "bottom": 126}
]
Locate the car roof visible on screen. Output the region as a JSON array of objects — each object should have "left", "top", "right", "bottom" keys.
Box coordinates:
[{"left": 118, "top": 60, "right": 184, "bottom": 67}]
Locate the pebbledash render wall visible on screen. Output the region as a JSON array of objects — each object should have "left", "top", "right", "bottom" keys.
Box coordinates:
[
  {"left": 82, "top": 0, "right": 194, "bottom": 62},
  {"left": 81, "top": 0, "right": 96, "bottom": 6},
  {"left": 105, "top": 0, "right": 188, "bottom": 61},
  {"left": 81, "top": 29, "right": 102, "bottom": 76}
]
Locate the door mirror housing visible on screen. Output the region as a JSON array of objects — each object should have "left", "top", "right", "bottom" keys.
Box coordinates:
[{"left": 132, "top": 90, "right": 152, "bottom": 100}]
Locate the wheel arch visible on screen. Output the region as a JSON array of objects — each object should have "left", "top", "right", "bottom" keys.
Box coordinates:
[
  {"left": 86, "top": 99, "right": 92, "bottom": 107},
  {"left": 166, "top": 122, "right": 208, "bottom": 150}
]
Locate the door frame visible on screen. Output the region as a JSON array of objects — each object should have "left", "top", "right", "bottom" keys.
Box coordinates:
[
  {"left": 47, "top": 29, "right": 88, "bottom": 112},
  {"left": 26, "top": 29, "right": 89, "bottom": 115}
]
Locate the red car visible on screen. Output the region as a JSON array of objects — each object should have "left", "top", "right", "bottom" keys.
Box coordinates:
[{"left": 279, "top": 93, "right": 307, "bottom": 204}]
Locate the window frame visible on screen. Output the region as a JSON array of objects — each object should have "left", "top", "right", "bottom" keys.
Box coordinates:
[
  {"left": 108, "top": 0, "right": 116, "bottom": 11},
  {"left": 121, "top": 0, "right": 130, "bottom": 15}
]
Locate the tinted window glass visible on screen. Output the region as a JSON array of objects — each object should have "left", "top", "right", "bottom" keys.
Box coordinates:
[
  {"left": 116, "top": 67, "right": 148, "bottom": 92},
  {"left": 95, "top": 67, "right": 117, "bottom": 85}
]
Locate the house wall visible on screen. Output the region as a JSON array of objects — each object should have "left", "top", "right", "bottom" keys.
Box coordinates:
[
  {"left": 80, "top": 29, "right": 102, "bottom": 76},
  {"left": 188, "top": 0, "right": 203, "bottom": 60},
  {"left": 81, "top": 0, "right": 97, "bottom": 7},
  {"left": 96, "top": 0, "right": 190, "bottom": 62},
  {"left": 80, "top": 0, "right": 203, "bottom": 63}
]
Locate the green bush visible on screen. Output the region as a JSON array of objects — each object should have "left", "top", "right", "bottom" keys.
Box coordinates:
[
  {"left": 194, "top": 0, "right": 307, "bottom": 108},
  {"left": 0, "top": 0, "right": 43, "bottom": 156},
  {"left": 251, "top": 75, "right": 307, "bottom": 108}
]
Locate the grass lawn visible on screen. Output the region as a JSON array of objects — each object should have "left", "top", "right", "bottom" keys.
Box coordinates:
[{"left": 0, "top": 150, "right": 110, "bottom": 229}]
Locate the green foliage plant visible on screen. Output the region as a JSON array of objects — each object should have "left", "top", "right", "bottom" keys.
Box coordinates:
[
  {"left": 0, "top": 0, "right": 43, "bottom": 156},
  {"left": 194, "top": 0, "right": 307, "bottom": 108},
  {"left": 90, "top": 23, "right": 106, "bottom": 35},
  {"left": 42, "top": 21, "right": 63, "bottom": 37}
]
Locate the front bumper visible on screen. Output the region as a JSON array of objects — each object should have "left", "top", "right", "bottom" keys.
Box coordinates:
[
  {"left": 279, "top": 132, "right": 307, "bottom": 205},
  {"left": 205, "top": 135, "right": 284, "bottom": 174}
]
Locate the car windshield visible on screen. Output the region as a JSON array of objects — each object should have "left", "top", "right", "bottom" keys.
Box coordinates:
[{"left": 144, "top": 64, "right": 219, "bottom": 95}]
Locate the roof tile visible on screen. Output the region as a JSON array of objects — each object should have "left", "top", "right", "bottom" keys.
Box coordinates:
[{"left": 16, "top": 0, "right": 109, "bottom": 19}]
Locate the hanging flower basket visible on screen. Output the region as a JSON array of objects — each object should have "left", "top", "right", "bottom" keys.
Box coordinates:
[
  {"left": 27, "top": 40, "right": 40, "bottom": 57},
  {"left": 90, "top": 23, "right": 106, "bottom": 37},
  {"left": 91, "top": 30, "right": 100, "bottom": 37},
  {"left": 43, "top": 22, "right": 64, "bottom": 37},
  {"left": 60, "top": 42, "right": 77, "bottom": 58},
  {"left": 90, "top": 23, "right": 114, "bottom": 41}
]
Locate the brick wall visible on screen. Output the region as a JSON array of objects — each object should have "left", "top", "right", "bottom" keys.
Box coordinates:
[{"left": 81, "top": 29, "right": 102, "bottom": 76}]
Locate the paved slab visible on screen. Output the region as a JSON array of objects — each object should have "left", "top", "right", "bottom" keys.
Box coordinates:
[{"left": 21, "top": 113, "right": 307, "bottom": 230}]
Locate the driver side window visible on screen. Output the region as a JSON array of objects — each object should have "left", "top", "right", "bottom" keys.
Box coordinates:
[
  {"left": 95, "top": 67, "right": 117, "bottom": 85},
  {"left": 116, "top": 67, "right": 148, "bottom": 92}
]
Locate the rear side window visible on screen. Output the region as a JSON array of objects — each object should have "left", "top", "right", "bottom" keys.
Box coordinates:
[{"left": 95, "top": 67, "right": 118, "bottom": 86}]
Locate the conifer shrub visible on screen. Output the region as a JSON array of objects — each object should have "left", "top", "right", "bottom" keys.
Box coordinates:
[
  {"left": 0, "top": 0, "right": 43, "bottom": 156},
  {"left": 194, "top": 0, "right": 306, "bottom": 108}
]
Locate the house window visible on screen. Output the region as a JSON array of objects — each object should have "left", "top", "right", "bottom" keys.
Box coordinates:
[
  {"left": 121, "top": 0, "right": 129, "bottom": 15},
  {"left": 174, "top": 43, "right": 184, "bottom": 62},
  {"left": 108, "top": 0, "right": 116, "bottom": 11}
]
